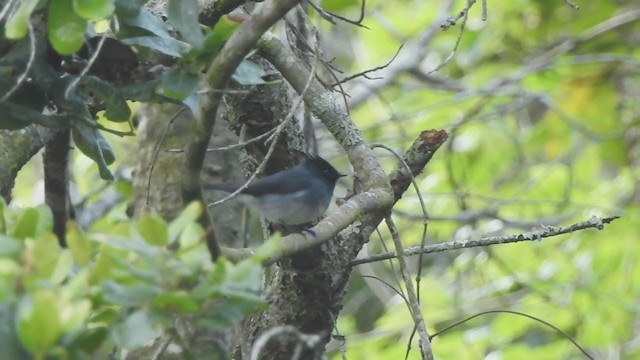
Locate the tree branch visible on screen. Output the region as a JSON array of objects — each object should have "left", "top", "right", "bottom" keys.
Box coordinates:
[
  {"left": 0, "top": 125, "right": 58, "bottom": 202},
  {"left": 350, "top": 215, "right": 620, "bottom": 266},
  {"left": 385, "top": 216, "right": 433, "bottom": 360}
]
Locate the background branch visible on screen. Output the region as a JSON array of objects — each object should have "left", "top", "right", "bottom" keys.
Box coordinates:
[{"left": 351, "top": 215, "right": 620, "bottom": 266}]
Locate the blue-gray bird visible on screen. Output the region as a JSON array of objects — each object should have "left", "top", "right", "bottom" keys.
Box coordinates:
[{"left": 205, "top": 155, "right": 345, "bottom": 226}]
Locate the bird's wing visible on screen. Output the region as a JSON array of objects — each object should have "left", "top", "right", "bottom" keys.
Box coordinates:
[{"left": 241, "top": 169, "right": 313, "bottom": 196}]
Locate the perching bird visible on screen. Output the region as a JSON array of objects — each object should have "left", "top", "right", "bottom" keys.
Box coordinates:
[{"left": 204, "top": 155, "right": 345, "bottom": 226}]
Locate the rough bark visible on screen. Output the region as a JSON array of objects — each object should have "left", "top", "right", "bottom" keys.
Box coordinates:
[
  {"left": 0, "top": 125, "right": 57, "bottom": 203},
  {"left": 44, "top": 129, "right": 72, "bottom": 247}
]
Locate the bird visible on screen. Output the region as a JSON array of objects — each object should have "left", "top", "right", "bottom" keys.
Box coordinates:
[{"left": 204, "top": 155, "right": 345, "bottom": 227}]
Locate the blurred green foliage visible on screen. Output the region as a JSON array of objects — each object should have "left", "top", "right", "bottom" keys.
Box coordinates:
[
  {"left": 329, "top": 0, "right": 639, "bottom": 359},
  {"left": 0, "top": 199, "right": 265, "bottom": 358}
]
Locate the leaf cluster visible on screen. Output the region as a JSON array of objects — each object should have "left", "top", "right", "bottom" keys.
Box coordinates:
[
  {"left": 0, "top": 199, "right": 265, "bottom": 358},
  {"left": 0, "top": 0, "right": 266, "bottom": 180}
]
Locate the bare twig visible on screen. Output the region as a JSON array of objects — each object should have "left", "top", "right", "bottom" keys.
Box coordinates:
[
  {"left": 385, "top": 217, "right": 433, "bottom": 360},
  {"left": 333, "top": 44, "right": 404, "bottom": 86},
  {"left": 431, "top": 0, "right": 476, "bottom": 74},
  {"left": 64, "top": 27, "right": 109, "bottom": 101},
  {"left": 146, "top": 107, "right": 186, "bottom": 207},
  {"left": 440, "top": 0, "right": 476, "bottom": 30},
  {"left": 563, "top": 0, "right": 580, "bottom": 10},
  {"left": 351, "top": 215, "right": 620, "bottom": 266},
  {"left": 0, "top": 22, "right": 36, "bottom": 102},
  {"left": 481, "top": 0, "right": 488, "bottom": 21},
  {"left": 431, "top": 310, "right": 593, "bottom": 359},
  {"left": 346, "top": 0, "right": 456, "bottom": 108},
  {"left": 0, "top": 0, "right": 18, "bottom": 23},
  {"left": 307, "top": 0, "right": 368, "bottom": 28}
]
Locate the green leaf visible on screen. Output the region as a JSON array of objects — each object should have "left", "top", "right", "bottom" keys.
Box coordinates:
[
  {"left": 59, "top": 299, "right": 92, "bottom": 331},
  {"left": 169, "top": 201, "right": 202, "bottom": 242},
  {"left": 4, "top": 0, "right": 39, "bottom": 39},
  {"left": 16, "top": 291, "right": 62, "bottom": 355},
  {"left": 116, "top": 78, "right": 162, "bottom": 102},
  {"left": 154, "top": 291, "right": 199, "bottom": 313},
  {"left": 101, "top": 281, "right": 161, "bottom": 306},
  {"left": 0, "top": 77, "right": 48, "bottom": 130},
  {"left": 71, "top": 121, "right": 115, "bottom": 180},
  {"left": 11, "top": 205, "right": 53, "bottom": 240},
  {"left": 0, "top": 235, "right": 21, "bottom": 257},
  {"left": 232, "top": 59, "right": 266, "bottom": 85},
  {"left": 121, "top": 9, "right": 172, "bottom": 39},
  {"left": 0, "top": 304, "right": 30, "bottom": 359},
  {"left": 32, "top": 233, "right": 62, "bottom": 277},
  {"left": 0, "top": 37, "right": 36, "bottom": 66},
  {"left": 137, "top": 214, "right": 168, "bottom": 246},
  {"left": 66, "top": 222, "right": 91, "bottom": 266},
  {"left": 81, "top": 76, "right": 132, "bottom": 122},
  {"left": 111, "top": 311, "right": 160, "bottom": 350},
  {"left": 168, "top": 0, "right": 204, "bottom": 49},
  {"left": 106, "top": 236, "right": 159, "bottom": 259},
  {"left": 0, "top": 102, "right": 62, "bottom": 130},
  {"left": 120, "top": 9, "right": 185, "bottom": 57},
  {"left": 114, "top": 0, "right": 149, "bottom": 17},
  {"left": 182, "top": 92, "right": 198, "bottom": 113},
  {"left": 73, "top": 0, "right": 115, "bottom": 20},
  {"left": 220, "top": 259, "right": 263, "bottom": 295},
  {"left": 50, "top": 250, "right": 74, "bottom": 284},
  {"left": 88, "top": 245, "right": 113, "bottom": 285},
  {"left": 0, "top": 80, "right": 47, "bottom": 113},
  {"left": 48, "top": 0, "right": 87, "bottom": 55},
  {"left": 121, "top": 36, "right": 184, "bottom": 57},
  {"left": 160, "top": 68, "right": 200, "bottom": 101},
  {"left": 184, "top": 18, "right": 238, "bottom": 66},
  {"left": 67, "top": 326, "right": 108, "bottom": 354},
  {"left": 211, "top": 16, "right": 239, "bottom": 43}
]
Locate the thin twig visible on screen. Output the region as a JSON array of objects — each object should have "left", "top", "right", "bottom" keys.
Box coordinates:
[
  {"left": 481, "top": 0, "right": 488, "bottom": 21},
  {"left": 385, "top": 216, "right": 433, "bottom": 360},
  {"left": 0, "top": 21, "right": 36, "bottom": 102},
  {"left": 440, "top": 0, "right": 476, "bottom": 30},
  {"left": 351, "top": 215, "right": 620, "bottom": 266},
  {"left": 307, "top": 0, "right": 369, "bottom": 28},
  {"left": 165, "top": 128, "right": 277, "bottom": 153},
  {"left": 431, "top": 310, "right": 593, "bottom": 359},
  {"left": 431, "top": 0, "right": 476, "bottom": 74},
  {"left": 145, "top": 107, "right": 187, "bottom": 207},
  {"left": 65, "top": 27, "right": 109, "bottom": 101},
  {"left": 0, "top": 0, "right": 17, "bottom": 23},
  {"left": 563, "top": 0, "right": 580, "bottom": 10},
  {"left": 333, "top": 44, "right": 404, "bottom": 86}
]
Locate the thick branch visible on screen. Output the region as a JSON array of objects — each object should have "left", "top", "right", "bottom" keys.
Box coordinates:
[
  {"left": 0, "top": 125, "right": 58, "bottom": 202},
  {"left": 262, "top": 189, "right": 392, "bottom": 265},
  {"left": 44, "top": 129, "right": 72, "bottom": 247}
]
